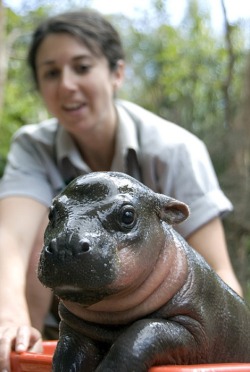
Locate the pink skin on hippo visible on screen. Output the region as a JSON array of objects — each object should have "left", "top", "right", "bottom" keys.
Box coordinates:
[{"left": 38, "top": 171, "right": 250, "bottom": 371}]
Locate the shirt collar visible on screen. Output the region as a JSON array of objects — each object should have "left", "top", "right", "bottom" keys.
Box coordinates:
[
  {"left": 111, "top": 102, "right": 139, "bottom": 172},
  {"left": 55, "top": 100, "right": 140, "bottom": 174},
  {"left": 56, "top": 125, "right": 91, "bottom": 172}
]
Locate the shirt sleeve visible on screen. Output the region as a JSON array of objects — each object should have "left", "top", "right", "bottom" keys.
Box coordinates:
[
  {"left": 158, "top": 138, "right": 233, "bottom": 238},
  {"left": 0, "top": 130, "right": 63, "bottom": 207}
]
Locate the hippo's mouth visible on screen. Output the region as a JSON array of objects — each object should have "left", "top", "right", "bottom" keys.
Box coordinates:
[
  {"left": 54, "top": 285, "right": 112, "bottom": 305},
  {"left": 54, "top": 285, "right": 86, "bottom": 302},
  {"left": 55, "top": 285, "right": 84, "bottom": 294}
]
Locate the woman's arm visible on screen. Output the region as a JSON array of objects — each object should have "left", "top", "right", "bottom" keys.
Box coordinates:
[
  {"left": 187, "top": 216, "right": 243, "bottom": 297},
  {"left": 0, "top": 197, "right": 48, "bottom": 371}
]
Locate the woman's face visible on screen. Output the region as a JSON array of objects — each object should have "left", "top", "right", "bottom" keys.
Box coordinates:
[{"left": 36, "top": 33, "right": 124, "bottom": 137}]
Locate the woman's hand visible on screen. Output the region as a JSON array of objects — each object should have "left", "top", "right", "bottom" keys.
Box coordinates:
[{"left": 0, "top": 323, "right": 43, "bottom": 372}]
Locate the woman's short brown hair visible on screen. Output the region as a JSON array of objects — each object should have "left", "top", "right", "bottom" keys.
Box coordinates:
[{"left": 27, "top": 9, "right": 125, "bottom": 87}]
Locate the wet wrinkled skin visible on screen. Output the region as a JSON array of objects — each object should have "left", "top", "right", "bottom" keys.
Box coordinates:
[{"left": 38, "top": 172, "right": 250, "bottom": 372}]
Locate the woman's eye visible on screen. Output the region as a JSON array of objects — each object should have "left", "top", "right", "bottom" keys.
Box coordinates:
[
  {"left": 75, "top": 64, "right": 91, "bottom": 74},
  {"left": 44, "top": 69, "right": 59, "bottom": 80}
]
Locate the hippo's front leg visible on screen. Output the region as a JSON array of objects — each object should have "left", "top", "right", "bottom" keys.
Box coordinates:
[
  {"left": 52, "top": 321, "right": 104, "bottom": 372},
  {"left": 95, "top": 319, "right": 199, "bottom": 372}
]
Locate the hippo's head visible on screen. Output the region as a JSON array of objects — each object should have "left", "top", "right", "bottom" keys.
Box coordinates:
[{"left": 38, "top": 172, "right": 189, "bottom": 306}]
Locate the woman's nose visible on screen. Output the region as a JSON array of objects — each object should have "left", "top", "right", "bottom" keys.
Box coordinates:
[{"left": 59, "top": 67, "right": 77, "bottom": 91}]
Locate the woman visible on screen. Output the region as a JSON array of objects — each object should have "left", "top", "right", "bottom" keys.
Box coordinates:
[{"left": 0, "top": 9, "right": 242, "bottom": 371}]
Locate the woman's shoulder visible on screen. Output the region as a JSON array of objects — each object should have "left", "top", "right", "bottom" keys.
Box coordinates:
[
  {"left": 117, "top": 100, "right": 204, "bottom": 150},
  {"left": 13, "top": 117, "right": 59, "bottom": 145}
]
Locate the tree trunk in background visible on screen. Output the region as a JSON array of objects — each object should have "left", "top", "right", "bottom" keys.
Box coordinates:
[
  {"left": 0, "top": 2, "right": 21, "bottom": 123},
  {"left": 220, "top": 0, "right": 235, "bottom": 129},
  {"left": 217, "top": 0, "right": 249, "bottom": 299},
  {"left": 0, "top": 0, "right": 6, "bottom": 120},
  {"left": 233, "top": 56, "right": 250, "bottom": 224},
  {"left": 224, "top": 54, "right": 250, "bottom": 299}
]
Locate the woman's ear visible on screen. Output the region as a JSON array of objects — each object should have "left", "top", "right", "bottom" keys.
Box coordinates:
[
  {"left": 112, "top": 59, "right": 125, "bottom": 92},
  {"left": 157, "top": 194, "right": 190, "bottom": 225}
]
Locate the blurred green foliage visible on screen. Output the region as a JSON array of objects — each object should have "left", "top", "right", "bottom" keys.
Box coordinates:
[{"left": 1, "top": 0, "right": 248, "bottom": 172}]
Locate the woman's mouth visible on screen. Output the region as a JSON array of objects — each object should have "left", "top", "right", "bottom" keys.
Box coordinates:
[{"left": 63, "top": 102, "right": 86, "bottom": 111}]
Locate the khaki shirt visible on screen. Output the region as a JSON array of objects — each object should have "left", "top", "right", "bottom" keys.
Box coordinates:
[{"left": 0, "top": 100, "right": 232, "bottom": 237}]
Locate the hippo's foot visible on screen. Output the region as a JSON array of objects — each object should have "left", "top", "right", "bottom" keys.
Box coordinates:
[
  {"left": 95, "top": 319, "right": 198, "bottom": 371},
  {"left": 52, "top": 322, "right": 104, "bottom": 372}
]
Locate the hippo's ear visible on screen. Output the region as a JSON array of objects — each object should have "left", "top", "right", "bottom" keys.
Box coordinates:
[{"left": 157, "top": 194, "right": 190, "bottom": 225}]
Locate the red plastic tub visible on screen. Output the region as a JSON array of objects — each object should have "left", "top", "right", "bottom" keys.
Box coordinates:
[
  {"left": 151, "top": 366, "right": 250, "bottom": 372},
  {"left": 10, "top": 341, "right": 250, "bottom": 372},
  {"left": 10, "top": 341, "right": 56, "bottom": 372}
]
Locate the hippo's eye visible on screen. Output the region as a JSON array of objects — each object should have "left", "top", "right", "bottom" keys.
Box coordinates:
[
  {"left": 48, "top": 206, "right": 56, "bottom": 226},
  {"left": 120, "top": 205, "right": 136, "bottom": 229}
]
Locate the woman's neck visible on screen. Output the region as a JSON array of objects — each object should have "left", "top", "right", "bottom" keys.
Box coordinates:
[{"left": 71, "top": 110, "right": 118, "bottom": 172}]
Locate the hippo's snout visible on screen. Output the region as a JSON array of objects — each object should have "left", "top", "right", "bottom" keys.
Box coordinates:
[
  {"left": 45, "top": 236, "right": 91, "bottom": 257},
  {"left": 39, "top": 222, "right": 118, "bottom": 302}
]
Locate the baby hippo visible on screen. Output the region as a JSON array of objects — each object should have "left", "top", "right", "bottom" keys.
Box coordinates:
[{"left": 38, "top": 171, "right": 250, "bottom": 371}]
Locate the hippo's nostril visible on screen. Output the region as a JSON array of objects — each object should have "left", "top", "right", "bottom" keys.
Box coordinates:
[
  {"left": 45, "top": 239, "right": 57, "bottom": 254},
  {"left": 79, "top": 239, "right": 90, "bottom": 254},
  {"left": 45, "top": 245, "right": 53, "bottom": 254}
]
